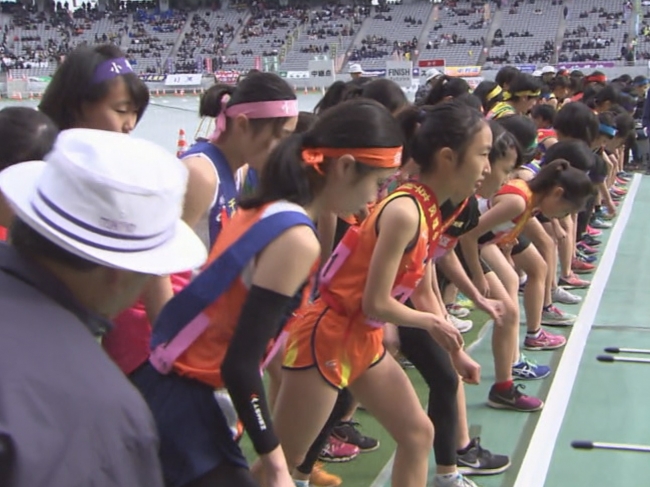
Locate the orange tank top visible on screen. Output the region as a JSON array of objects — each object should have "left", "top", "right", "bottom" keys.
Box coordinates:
[
  {"left": 537, "top": 128, "right": 557, "bottom": 142},
  {"left": 172, "top": 201, "right": 313, "bottom": 388},
  {"left": 318, "top": 182, "right": 442, "bottom": 327},
  {"left": 488, "top": 179, "right": 534, "bottom": 245}
]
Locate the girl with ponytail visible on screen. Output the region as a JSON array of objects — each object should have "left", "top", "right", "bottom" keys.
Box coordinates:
[
  {"left": 487, "top": 73, "right": 542, "bottom": 120},
  {"left": 460, "top": 161, "right": 594, "bottom": 409},
  {"left": 274, "top": 100, "right": 492, "bottom": 487},
  {"left": 132, "top": 99, "right": 403, "bottom": 487}
]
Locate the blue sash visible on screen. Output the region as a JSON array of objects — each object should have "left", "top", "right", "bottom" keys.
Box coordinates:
[{"left": 149, "top": 211, "right": 315, "bottom": 373}]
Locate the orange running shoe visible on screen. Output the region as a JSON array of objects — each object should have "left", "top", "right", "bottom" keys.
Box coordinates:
[{"left": 310, "top": 462, "right": 342, "bottom": 487}]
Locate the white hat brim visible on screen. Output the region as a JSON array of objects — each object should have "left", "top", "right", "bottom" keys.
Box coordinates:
[{"left": 0, "top": 161, "right": 208, "bottom": 276}]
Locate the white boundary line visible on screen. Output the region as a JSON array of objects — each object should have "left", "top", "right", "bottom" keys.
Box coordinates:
[
  {"left": 513, "top": 173, "right": 642, "bottom": 487},
  {"left": 369, "top": 319, "right": 494, "bottom": 487}
]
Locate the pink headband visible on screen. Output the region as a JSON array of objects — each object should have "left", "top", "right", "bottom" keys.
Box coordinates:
[{"left": 211, "top": 95, "right": 299, "bottom": 139}]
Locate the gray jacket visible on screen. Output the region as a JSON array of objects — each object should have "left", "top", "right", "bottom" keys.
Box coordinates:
[{"left": 0, "top": 244, "right": 163, "bottom": 487}]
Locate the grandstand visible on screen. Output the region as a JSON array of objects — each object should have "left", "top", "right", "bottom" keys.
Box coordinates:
[
  {"left": 560, "top": 0, "right": 632, "bottom": 64},
  {"left": 278, "top": 4, "right": 367, "bottom": 73},
  {"left": 345, "top": 1, "right": 432, "bottom": 71},
  {"left": 0, "top": 0, "right": 643, "bottom": 81},
  {"left": 172, "top": 7, "right": 247, "bottom": 73},
  {"left": 419, "top": 1, "right": 490, "bottom": 67},
  {"left": 487, "top": 0, "right": 563, "bottom": 65}
]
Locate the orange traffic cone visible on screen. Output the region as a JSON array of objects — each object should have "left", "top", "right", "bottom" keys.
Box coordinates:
[{"left": 176, "top": 128, "right": 188, "bottom": 158}]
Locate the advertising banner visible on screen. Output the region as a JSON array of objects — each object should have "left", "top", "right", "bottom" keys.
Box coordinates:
[
  {"left": 555, "top": 62, "right": 615, "bottom": 70},
  {"left": 386, "top": 60, "right": 413, "bottom": 87},
  {"left": 308, "top": 59, "right": 336, "bottom": 87},
  {"left": 139, "top": 74, "right": 166, "bottom": 82},
  {"left": 418, "top": 59, "right": 445, "bottom": 68},
  {"left": 165, "top": 73, "right": 202, "bottom": 86},
  {"left": 215, "top": 70, "right": 241, "bottom": 85},
  {"left": 445, "top": 66, "right": 482, "bottom": 77},
  {"left": 280, "top": 71, "right": 310, "bottom": 79}
]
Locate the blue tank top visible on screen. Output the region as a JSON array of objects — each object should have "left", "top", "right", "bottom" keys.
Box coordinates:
[
  {"left": 523, "top": 160, "right": 541, "bottom": 175},
  {"left": 240, "top": 167, "right": 259, "bottom": 198},
  {"left": 182, "top": 141, "right": 238, "bottom": 245}
]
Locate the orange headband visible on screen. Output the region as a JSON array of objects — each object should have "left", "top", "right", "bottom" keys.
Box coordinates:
[{"left": 301, "top": 147, "right": 402, "bottom": 175}]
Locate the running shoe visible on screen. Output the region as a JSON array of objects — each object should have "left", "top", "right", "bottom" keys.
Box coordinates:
[
  {"left": 487, "top": 383, "right": 544, "bottom": 412},
  {"left": 591, "top": 217, "right": 613, "bottom": 229},
  {"left": 447, "top": 303, "right": 471, "bottom": 318},
  {"left": 450, "top": 315, "right": 473, "bottom": 334},
  {"left": 456, "top": 294, "right": 475, "bottom": 310},
  {"left": 581, "top": 234, "right": 601, "bottom": 246},
  {"left": 552, "top": 286, "right": 582, "bottom": 304},
  {"left": 576, "top": 250, "right": 597, "bottom": 264},
  {"left": 524, "top": 328, "right": 567, "bottom": 350},
  {"left": 599, "top": 211, "right": 615, "bottom": 222},
  {"left": 319, "top": 437, "right": 359, "bottom": 463},
  {"left": 433, "top": 473, "right": 478, "bottom": 487},
  {"left": 576, "top": 241, "right": 598, "bottom": 255},
  {"left": 542, "top": 305, "right": 576, "bottom": 326},
  {"left": 615, "top": 177, "right": 629, "bottom": 185},
  {"left": 558, "top": 273, "right": 590, "bottom": 289},
  {"left": 457, "top": 437, "right": 511, "bottom": 476},
  {"left": 310, "top": 462, "right": 342, "bottom": 487},
  {"left": 512, "top": 354, "right": 551, "bottom": 380},
  {"left": 332, "top": 420, "right": 380, "bottom": 452},
  {"left": 586, "top": 226, "right": 602, "bottom": 237},
  {"left": 572, "top": 258, "right": 595, "bottom": 274}
]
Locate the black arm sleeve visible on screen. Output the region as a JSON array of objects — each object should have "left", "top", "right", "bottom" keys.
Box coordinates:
[{"left": 221, "top": 285, "right": 293, "bottom": 455}]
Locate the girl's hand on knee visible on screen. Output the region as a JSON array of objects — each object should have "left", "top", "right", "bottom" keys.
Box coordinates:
[
  {"left": 476, "top": 297, "right": 505, "bottom": 326},
  {"left": 428, "top": 316, "right": 464, "bottom": 353},
  {"left": 499, "top": 241, "right": 515, "bottom": 259},
  {"left": 451, "top": 350, "right": 481, "bottom": 385}
]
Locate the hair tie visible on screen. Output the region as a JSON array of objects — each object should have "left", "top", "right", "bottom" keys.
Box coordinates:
[{"left": 301, "top": 149, "right": 325, "bottom": 175}]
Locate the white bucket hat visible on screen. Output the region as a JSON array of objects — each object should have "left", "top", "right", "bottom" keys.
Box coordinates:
[
  {"left": 425, "top": 68, "right": 442, "bottom": 82},
  {"left": 349, "top": 63, "right": 363, "bottom": 74},
  {"left": 0, "top": 128, "right": 207, "bottom": 275}
]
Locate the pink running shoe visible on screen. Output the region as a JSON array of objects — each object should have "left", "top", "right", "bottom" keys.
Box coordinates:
[
  {"left": 524, "top": 328, "right": 567, "bottom": 351},
  {"left": 559, "top": 273, "right": 590, "bottom": 289},
  {"left": 319, "top": 437, "right": 360, "bottom": 463},
  {"left": 586, "top": 226, "right": 602, "bottom": 237}
]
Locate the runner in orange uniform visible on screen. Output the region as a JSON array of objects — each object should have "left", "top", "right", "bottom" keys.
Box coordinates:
[
  {"left": 132, "top": 99, "right": 403, "bottom": 487},
  {"left": 461, "top": 160, "right": 596, "bottom": 365},
  {"left": 273, "top": 100, "right": 492, "bottom": 487}
]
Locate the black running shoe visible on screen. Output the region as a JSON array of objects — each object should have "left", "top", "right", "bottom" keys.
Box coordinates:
[
  {"left": 457, "top": 437, "right": 511, "bottom": 476},
  {"left": 581, "top": 234, "right": 602, "bottom": 247},
  {"left": 332, "top": 420, "right": 380, "bottom": 452}
]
